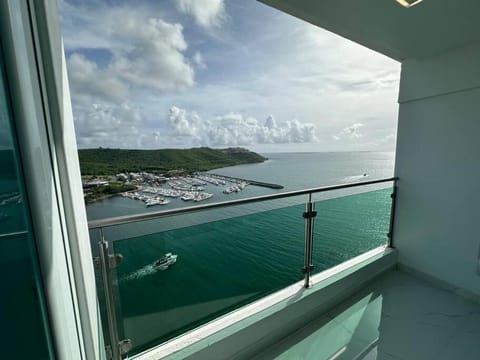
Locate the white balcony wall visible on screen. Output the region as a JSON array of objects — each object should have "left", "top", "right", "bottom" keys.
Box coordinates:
[{"left": 394, "top": 42, "right": 480, "bottom": 297}]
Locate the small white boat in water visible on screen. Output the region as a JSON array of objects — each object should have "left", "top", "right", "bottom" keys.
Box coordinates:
[
  {"left": 154, "top": 253, "right": 178, "bottom": 270},
  {"left": 194, "top": 192, "right": 213, "bottom": 202},
  {"left": 223, "top": 185, "right": 240, "bottom": 194},
  {"left": 180, "top": 192, "right": 195, "bottom": 201},
  {"left": 145, "top": 197, "right": 170, "bottom": 207}
]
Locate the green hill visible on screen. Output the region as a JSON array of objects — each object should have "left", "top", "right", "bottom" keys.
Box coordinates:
[{"left": 78, "top": 147, "right": 267, "bottom": 175}]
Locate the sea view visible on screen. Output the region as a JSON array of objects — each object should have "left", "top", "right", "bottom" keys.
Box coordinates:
[
  {"left": 87, "top": 151, "right": 395, "bottom": 355},
  {"left": 87, "top": 151, "right": 394, "bottom": 219}
]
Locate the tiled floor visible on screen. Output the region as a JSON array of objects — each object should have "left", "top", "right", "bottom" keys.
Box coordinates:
[{"left": 254, "top": 270, "right": 480, "bottom": 360}]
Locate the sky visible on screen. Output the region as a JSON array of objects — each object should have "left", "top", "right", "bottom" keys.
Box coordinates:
[{"left": 60, "top": 0, "right": 401, "bottom": 153}]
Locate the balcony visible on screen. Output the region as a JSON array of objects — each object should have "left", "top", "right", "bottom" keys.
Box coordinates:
[
  {"left": 88, "top": 174, "right": 480, "bottom": 360},
  {"left": 2, "top": 1, "right": 480, "bottom": 359},
  {"left": 255, "top": 269, "right": 480, "bottom": 360},
  {"left": 89, "top": 178, "right": 397, "bottom": 358}
]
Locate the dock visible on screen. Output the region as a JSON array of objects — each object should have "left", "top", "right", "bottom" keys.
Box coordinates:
[{"left": 209, "top": 174, "right": 284, "bottom": 189}]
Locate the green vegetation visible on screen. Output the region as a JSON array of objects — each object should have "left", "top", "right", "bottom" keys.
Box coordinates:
[
  {"left": 78, "top": 147, "right": 267, "bottom": 175},
  {"left": 83, "top": 182, "right": 137, "bottom": 204}
]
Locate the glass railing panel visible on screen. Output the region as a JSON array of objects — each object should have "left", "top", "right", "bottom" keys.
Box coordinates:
[
  {"left": 92, "top": 196, "right": 306, "bottom": 356},
  {"left": 311, "top": 187, "right": 393, "bottom": 275}
]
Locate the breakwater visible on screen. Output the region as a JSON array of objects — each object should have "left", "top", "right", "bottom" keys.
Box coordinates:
[{"left": 210, "top": 173, "right": 284, "bottom": 189}]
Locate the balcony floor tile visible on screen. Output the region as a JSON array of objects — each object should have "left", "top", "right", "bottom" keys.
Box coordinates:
[{"left": 254, "top": 270, "right": 480, "bottom": 360}]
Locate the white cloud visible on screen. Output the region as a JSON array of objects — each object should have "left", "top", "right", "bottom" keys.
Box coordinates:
[
  {"left": 67, "top": 53, "right": 128, "bottom": 103},
  {"left": 166, "top": 106, "right": 317, "bottom": 146},
  {"left": 193, "top": 52, "right": 207, "bottom": 69},
  {"left": 64, "top": 6, "right": 195, "bottom": 106},
  {"left": 61, "top": 1, "right": 400, "bottom": 152},
  {"left": 72, "top": 104, "right": 317, "bottom": 149},
  {"left": 336, "top": 123, "right": 365, "bottom": 139},
  {"left": 175, "top": 0, "right": 226, "bottom": 28},
  {"left": 264, "top": 115, "right": 276, "bottom": 129},
  {"left": 109, "top": 16, "right": 194, "bottom": 92},
  {"left": 372, "top": 133, "right": 397, "bottom": 149},
  {"left": 168, "top": 106, "right": 202, "bottom": 138},
  {"left": 74, "top": 103, "right": 144, "bottom": 148}
]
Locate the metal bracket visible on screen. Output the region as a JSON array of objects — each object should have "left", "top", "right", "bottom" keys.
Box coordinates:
[
  {"left": 301, "top": 265, "right": 315, "bottom": 274},
  {"left": 93, "top": 256, "right": 100, "bottom": 267},
  {"left": 105, "top": 339, "right": 132, "bottom": 360},
  {"left": 302, "top": 210, "right": 317, "bottom": 219},
  {"left": 109, "top": 254, "right": 123, "bottom": 269},
  {"left": 119, "top": 339, "right": 132, "bottom": 357},
  {"left": 93, "top": 254, "right": 122, "bottom": 269},
  {"left": 105, "top": 345, "right": 113, "bottom": 360}
]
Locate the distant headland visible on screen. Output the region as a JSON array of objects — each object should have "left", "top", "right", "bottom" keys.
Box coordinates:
[
  {"left": 78, "top": 147, "right": 267, "bottom": 176},
  {"left": 78, "top": 147, "right": 268, "bottom": 204}
]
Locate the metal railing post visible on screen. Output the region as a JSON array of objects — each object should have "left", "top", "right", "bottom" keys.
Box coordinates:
[
  {"left": 98, "top": 228, "right": 131, "bottom": 359},
  {"left": 387, "top": 181, "right": 398, "bottom": 248},
  {"left": 302, "top": 193, "right": 316, "bottom": 288}
]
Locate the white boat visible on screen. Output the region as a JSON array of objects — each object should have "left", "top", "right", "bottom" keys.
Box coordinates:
[
  {"left": 154, "top": 253, "right": 178, "bottom": 270},
  {"left": 145, "top": 197, "right": 170, "bottom": 206},
  {"left": 223, "top": 185, "right": 240, "bottom": 194},
  {"left": 194, "top": 192, "right": 213, "bottom": 202},
  {"left": 181, "top": 192, "right": 195, "bottom": 201}
]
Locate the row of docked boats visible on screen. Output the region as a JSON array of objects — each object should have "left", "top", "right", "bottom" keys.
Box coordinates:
[
  {"left": 180, "top": 191, "right": 213, "bottom": 202},
  {"left": 145, "top": 197, "right": 170, "bottom": 207},
  {"left": 143, "top": 186, "right": 183, "bottom": 198},
  {"left": 223, "top": 181, "right": 248, "bottom": 194},
  {"left": 120, "top": 174, "right": 247, "bottom": 206},
  {"left": 121, "top": 191, "right": 171, "bottom": 207},
  {"left": 168, "top": 180, "right": 205, "bottom": 192},
  {"left": 196, "top": 175, "right": 226, "bottom": 186},
  {"left": 122, "top": 188, "right": 214, "bottom": 206}
]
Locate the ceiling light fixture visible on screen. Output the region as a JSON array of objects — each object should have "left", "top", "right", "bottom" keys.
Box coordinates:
[{"left": 396, "top": 0, "right": 423, "bottom": 8}]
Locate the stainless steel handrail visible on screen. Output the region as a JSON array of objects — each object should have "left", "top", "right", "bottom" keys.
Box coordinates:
[
  {"left": 88, "top": 177, "right": 397, "bottom": 229},
  {"left": 0, "top": 230, "right": 29, "bottom": 240}
]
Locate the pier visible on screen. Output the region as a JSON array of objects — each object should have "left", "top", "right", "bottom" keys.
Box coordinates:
[{"left": 209, "top": 174, "right": 284, "bottom": 189}]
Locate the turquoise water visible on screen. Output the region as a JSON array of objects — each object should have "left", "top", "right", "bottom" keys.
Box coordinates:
[{"left": 87, "top": 152, "right": 394, "bottom": 355}]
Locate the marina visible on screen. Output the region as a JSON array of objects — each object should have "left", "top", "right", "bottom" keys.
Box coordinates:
[{"left": 117, "top": 173, "right": 274, "bottom": 207}]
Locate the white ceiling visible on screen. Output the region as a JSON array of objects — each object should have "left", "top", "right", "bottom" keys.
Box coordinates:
[{"left": 259, "top": 0, "right": 480, "bottom": 61}]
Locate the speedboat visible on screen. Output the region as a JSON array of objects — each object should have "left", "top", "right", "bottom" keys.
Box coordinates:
[{"left": 154, "top": 253, "right": 178, "bottom": 270}]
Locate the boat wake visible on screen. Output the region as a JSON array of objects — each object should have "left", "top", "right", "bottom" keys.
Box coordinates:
[
  {"left": 119, "top": 262, "right": 159, "bottom": 283},
  {"left": 343, "top": 174, "right": 369, "bottom": 182},
  {"left": 119, "top": 253, "right": 178, "bottom": 283}
]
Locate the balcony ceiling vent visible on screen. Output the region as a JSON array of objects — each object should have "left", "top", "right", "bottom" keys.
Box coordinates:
[{"left": 396, "top": 0, "right": 423, "bottom": 8}]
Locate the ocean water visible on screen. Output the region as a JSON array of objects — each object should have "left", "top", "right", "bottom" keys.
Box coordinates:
[
  {"left": 86, "top": 151, "right": 394, "bottom": 220},
  {"left": 87, "top": 151, "right": 395, "bottom": 355}
]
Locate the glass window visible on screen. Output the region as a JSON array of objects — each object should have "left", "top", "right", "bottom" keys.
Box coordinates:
[{"left": 0, "top": 49, "right": 53, "bottom": 359}]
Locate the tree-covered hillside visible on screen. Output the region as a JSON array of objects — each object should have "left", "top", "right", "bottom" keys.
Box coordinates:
[{"left": 78, "top": 147, "right": 267, "bottom": 175}]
